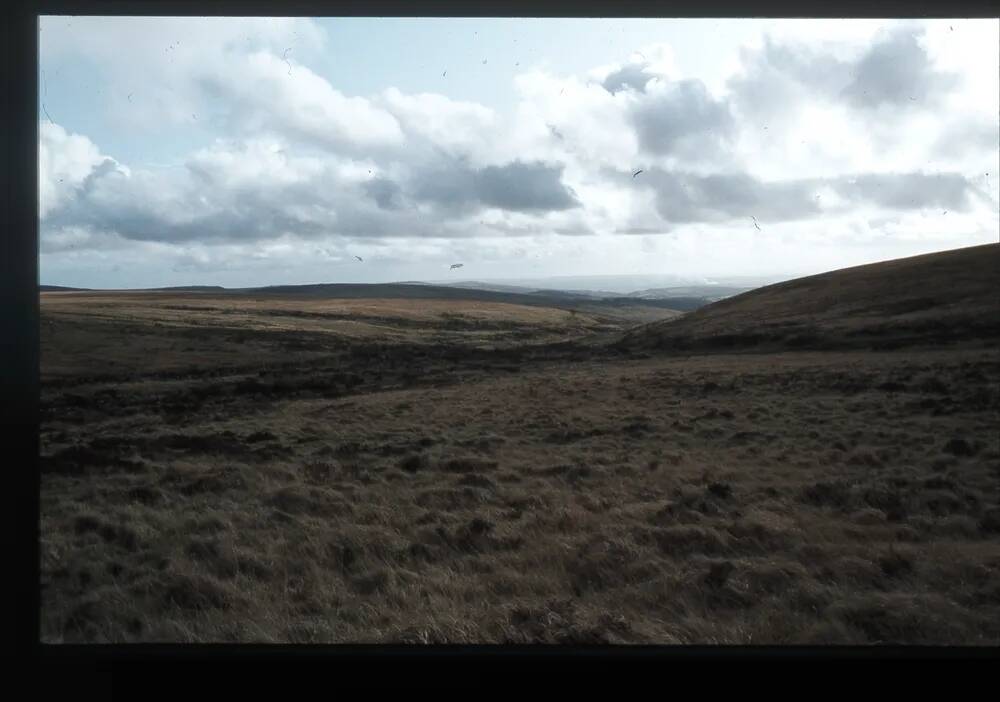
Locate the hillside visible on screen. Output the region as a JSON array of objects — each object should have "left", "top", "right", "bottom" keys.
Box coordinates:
[
  {"left": 39, "top": 280, "right": 710, "bottom": 317},
  {"left": 230, "top": 282, "right": 698, "bottom": 315},
  {"left": 619, "top": 243, "right": 1000, "bottom": 352}
]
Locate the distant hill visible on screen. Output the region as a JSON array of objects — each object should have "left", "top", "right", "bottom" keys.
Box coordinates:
[
  {"left": 441, "top": 281, "right": 556, "bottom": 295},
  {"left": 429, "top": 273, "right": 702, "bottom": 295},
  {"left": 627, "top": 285, "right": 749, "bottom": 301},
  {"left": 146, "top": 286, "right": 227, "bottom": 292},
  {"left": 430, "top": 280, "right": 628, "bottom": 298},
  {"left": 38, "top": 280, "right": 716, "bottom": 315},
  {"left": 439, "top": 279, "right": 755, "bottom": 302},
  {"left": 450, "top": 273, "right": 786, "bottom": 292},
  {"left": 236, "top": 281, "right": 704, "bottom": 313},
  {"left": 41, "top": 285, "right": 225, "bottom": 293},
  {"left": 618, "top": 244, "right": 1000, "bottom": 352}
]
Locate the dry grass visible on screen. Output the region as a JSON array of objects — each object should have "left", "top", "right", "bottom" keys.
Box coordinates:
[
  {"left": 39, "top": 282, "right": 1000, "bottom": 644},
  {"left": 41, "top": 291, "right": 675, "bottom": 350},
  {"left": 622, "top": 243, "right": 1000, "bottom": 352}
]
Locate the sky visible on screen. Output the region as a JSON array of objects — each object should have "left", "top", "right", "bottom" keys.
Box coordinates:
[{"left": 38, "top": 16, "right": 999, "bottom": 289}]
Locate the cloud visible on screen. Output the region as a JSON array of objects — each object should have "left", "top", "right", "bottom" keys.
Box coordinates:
[
  {"left": 476, "top": 161, "right": 580, "bottom": 212},
  {"left": 629, "top": 79, "right": 736, "bottom": 162},
  {"left": 364, "top": 178, "right": 405, "bottom": 211},
  {"left": 601, "top": 62, "right": 659, "bottom": 95},
  {"left": 616, "top": 227, "right": 664, "bottom": 235},
  {"left": 841, "top": 30, "right": 958, "bottom": 109},
  {"left": 38, "top": 19, "right": 998, "bottom": 286},
  {"left": 727, "top": 37, "right": 853, "bottom": 125},
  {"left": 632, "top": 168, "right": 983, "bottom": 226},
  {"left": 511, "top": 69, "right": 638, "bottom": 170},
  {"left": 41, "top": 17, "right": 330, "bottom": 134},
  {"left": 593, "top": 43, "right": 678, "bottom": 95},
  {"left": 932, "top": 117, "right": 1000, "bottom": 162},
  {"left": 729, "top": 27, "right": 959, "bottom": 123},
  {"left": 636, "top": 169, "right": 819, "bottom": 225},
  {"left": 39, "top": 122, "right": 116, "bottom": 219},
  {"left": 42, "top": 131, "right": 346, "bottom": 246},
  {"left": 40, "top": 123, "right": 580, "bottom": 254},
  {"left": 196, "top": 52, "right": 405, "bottom": 152},
  {"left": 410, "top": 159, "right": 580, "bottom": 213},
  {"left": 379, "top": 87, "right": 499, "bottom": 160},
  {"left": 832, "top": 172, "right": 982, "bottom": 211}
]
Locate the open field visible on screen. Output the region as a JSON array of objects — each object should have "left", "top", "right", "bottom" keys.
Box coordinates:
[
  {"left": 40, "top": 291, "right": 679, "bottom": 369},
  {"left": 39, "top": 246, "right": 1000, "bottom": 643}
]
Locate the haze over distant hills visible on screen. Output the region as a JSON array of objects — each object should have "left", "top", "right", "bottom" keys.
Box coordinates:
[
  {"left": 40, "top": 274, "right": 763, "bottom": 311},
  {"left": 425, "top": 273, "right": 788, "bottom": 296},
  {"left": 421, "top": 280, "right": 753, "bottom": 303},
  {"left": 41, "top": 273, "right": 783, "bottom": 298}
]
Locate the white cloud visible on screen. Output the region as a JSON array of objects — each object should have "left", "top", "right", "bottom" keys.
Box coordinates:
[
  {"left": 38, "top": 18, "right": 999, "bottom": 286},
  {"left": 205, "top": 51, "right": 405, "bottom": 151},
  {"left": 187, "top": 138, "right": 326, "bottom": 189},
  {"left": 380, "top": 87, "right": 499, "bottom": 160},
  {"left": 39, "top": 122, "right": 113, "bottom": 219},
  {"left": 42, "top": 16, "right": 327, "bottom": 133},
  {"left": 513, "top": 69, "right": 637, "bottom": 170}
]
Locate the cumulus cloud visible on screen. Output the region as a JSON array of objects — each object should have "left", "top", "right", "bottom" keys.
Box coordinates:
[
  {"left": 364, "top": 178, "right": 405, "bottom": 211},
  {"left": 40, "top": 124, "right": 579, "bottom": 253},
  {"left": 475, "top": 161, "right": 580, "bottom": 211},
  {"left": 628, "top": 168, "right": 984, "bottom": 226},
  {"left": 196, "top": 53, "right": 405, "bottom": 152},
  {"left": 511, "top": 69, "right": 638, "bottom": 170},
  {"left": 39, "top": 122, "right": 117, "bottom": 219},
  {"left": 832, "top": 172, "right": 981, "bottom": 211},
  {"left": 841, "top": 30, "right": 958, "bottom": 109},
  {"left": 635, "top": 169, "right": 820, "bottom": 225},
  {"left": 727, "top": 37, "right": 853, "bottom": 126},
  {"left": 630, "top": 79, "right": 736, "bottom": 162},
  {"left": 410, "top": 159, "right": 579, "bottom": 213},
  {"left": 38, "top": 18, "right": 999, "bottom": 285},
  {"left": 42, "top": 132, "right": 342, "bottom": 246},
  {"left": 932, "top": 117, "right": 1000, "bottom": 162},
  {"left": 729, "top": 27, "right": 959, "bottom": 122},
  {"left": 593, "top": 44, "right": 678, "bottom": 95},
  {"left": 379, "top": 87, "right": 499, "bottom": 160},
  {"left": 602, "top": 62, "right": 660, "bottom": 95}
]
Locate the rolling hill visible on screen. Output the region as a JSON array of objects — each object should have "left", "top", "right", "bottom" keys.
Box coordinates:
[
  {"left": 618, "top": 243, "right": 1000, "bottom": 352},
  {"left": 217, "top": 282, "right": 705, "bottom": 314},
  {"left": 43, "top": 280, "right": 707, "bottom": 312}
]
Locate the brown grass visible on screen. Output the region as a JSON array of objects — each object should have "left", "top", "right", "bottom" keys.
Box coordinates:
[
  {"left": 621, "top": 243, "right": 1000, "bottom": 352},
  {"left": 38, "top": 276, "right": 1000, "bottom": 644}
]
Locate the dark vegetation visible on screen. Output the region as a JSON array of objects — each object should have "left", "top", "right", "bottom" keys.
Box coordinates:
[{"left": 619, "top": 243, "right": 1000, "bottom": 353}]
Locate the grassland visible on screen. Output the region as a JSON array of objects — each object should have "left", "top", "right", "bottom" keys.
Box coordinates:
[{"left": 39, "top": 246, "right": 1000, "bottom": 644}]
